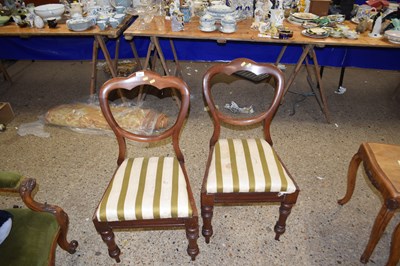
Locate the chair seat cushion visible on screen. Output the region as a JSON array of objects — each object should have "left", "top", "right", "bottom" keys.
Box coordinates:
[
  {"left": 0, "top": 208, "right": 59, "bottom": 266},
  {"left": 96, "top": 157, "right": 192, "bottom": 222},
  {"left": 206, "top": 139, "right": 297, "bottom": 194}
]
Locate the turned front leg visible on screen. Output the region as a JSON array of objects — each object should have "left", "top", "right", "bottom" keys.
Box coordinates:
[
  {"left": 100, "top": 229, "right": 121, "bottom": 263},
  {"left": 185, "top": 217, "right": 200, "bottom": 261},
  {"left": 201, "top": 193, "right": 214, "bottom": 244}
]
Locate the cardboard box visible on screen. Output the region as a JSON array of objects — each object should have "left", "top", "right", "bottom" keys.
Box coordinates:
[
  {"left": 0, "top": 102, "right": 15, "bottom": 125},
  {"left": 309, "top": 0, "right": 331, "bottom": 16}
]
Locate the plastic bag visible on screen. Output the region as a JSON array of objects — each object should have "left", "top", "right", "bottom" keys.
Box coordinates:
[{"left": 45, "top": 102, "right": 168, "bottom": 135}]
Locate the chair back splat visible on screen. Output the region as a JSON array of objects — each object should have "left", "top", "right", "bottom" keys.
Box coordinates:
[
  {"left": 201, "top": 58, "right": 300, "bottom": 244},
  {"left": 93, "top": 70, "right": 199, "bottom": 263}
]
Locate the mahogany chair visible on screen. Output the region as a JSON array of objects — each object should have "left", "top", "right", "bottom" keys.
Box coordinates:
[
  {"left": 92, "top": 70, "right": 199, "bottom": 262},
  {"left": 0, "top": 172, "right": 78, "bottom": 265},
  {"left": 338, "top": 142, "right": 400, "bottom": 265},
  {"left": 201, "top": 58, "right": 300, "bottom": 244}
]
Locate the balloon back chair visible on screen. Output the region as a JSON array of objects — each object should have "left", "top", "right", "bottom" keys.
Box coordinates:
[
  {"left": 201, "top": 58, "right": 300, "bottom": 244},
  {"left": 92, "top": 70, "right": 199, "bottom": 262}
]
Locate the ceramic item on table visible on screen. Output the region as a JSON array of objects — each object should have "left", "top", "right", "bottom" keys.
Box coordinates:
[
  {"left": 109, "top": 18, "right": 119, "bottom": 28},
  {"left": 97, "top": 12, "right": 111, "bottom": 23},
  {"left": 329, "top": 29, "right": 343, "bottom": 38},
  {"left": 221, "top": 14, "right": 236, "bottom": 33},
  {"left": 171, "top": 15, "right": 184, "bottom": 31},
  {"left": 0, "top": 16, "right": 10, "bottom": 26},
  {"left": 70, "top": 2, "right": 83, "bottom": 19},
  {"left": 270, "top": 9, "right": 284, "bottom": 27},
  {"left": 368, "top": 13, "right": 383, "bottom": 38},
  {"left": 354, "top": 4, "right": 377, "bottom": 22},
  {"left": 46, "top": 17, "right": 58, "bottom": 28},
  {"left": 345, "top": 30, "right": 359, "bottom": 39},
  {"left": 115, "top": 6, "right": 126, "bottom": 14},
  {"left": 287, "top": 16, "right": 303, "bottom": 26},
  {"left": 34, "top": 4, "right": 65, "bottom": 20},
  {"left": 66, "top": 17, "right": 95, "bottom": 31},
  {"left": 97, "top": 20, "right": 107, "bottom": 30},
  {"left": 87, "top": 5, "right": 102, "bottom": 16},
  {"left": 327, "top": 14, "right": 345, "bottom": 24},
  {"left": 199, "top": 24, "right": 217, "bottom": 32},
  {"left": 114, "top": 14, "right": 125, "bottom": 24},
  {"left": 355, "top": 17, "right": 369, "bottom": 33},
  {"left": 26, "top": 3, "right": 35, "bottom": 14},
  {"left": 200, "top": 13, "right": 216, "bottom": 29},
  {"left": 193, "top": 0, "right": 206, "bottom": 17},
  {"left": 17, "top": 21, "right": 29, "bottom": 27},
  {"left": 258, "top": 21, "right": 271, "bottom": 34},
  {"left": 301, "top": 28, "right": 329, "bottom": 38},
  {"left": 254, "top": 1, "right": 264, "bottom": 23},
  {"left": 180, "top": 5, "right": 191, "bottom": 23},
  {"left": 219, "top": 25, "right": 235, "bottom": 33},
  {"left": 211, "top": 1, "right": 223, "bottom": 5},
  {"left": 34, "top": 15, "right": 45, "bottom": 28},
  {"left": 291, "top": 12, "right": 319, "bottom": 21},
  {"left": 384, "top": 29, "right": 400, "bottom": 44},
  {"left": 301, "top": 21, "right": 319, "bottom": 28},
  {"left": 278, "top": 29, "right": 293, "bottom": 39}
]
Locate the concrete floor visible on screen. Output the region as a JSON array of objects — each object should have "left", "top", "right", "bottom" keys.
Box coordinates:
[{"left": 0, "top": 59, "right": 399, "bottom": 265}]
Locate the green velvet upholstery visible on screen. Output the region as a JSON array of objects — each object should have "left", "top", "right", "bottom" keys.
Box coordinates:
[
  {"left": 0, "top": 208, "right": 60, "bottom": 266},
  {"left": 0, "top": 171, "right": 23, "bottom": 190}
]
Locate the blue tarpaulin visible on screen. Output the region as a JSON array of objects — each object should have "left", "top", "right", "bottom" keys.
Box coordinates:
[{"left": 0, "top": 36, "right": 399, "bottom": 70}]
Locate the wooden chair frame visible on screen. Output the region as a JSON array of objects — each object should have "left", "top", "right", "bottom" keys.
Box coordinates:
[
  {"left": 201, "top": 58, "right": 300, "bottom": 243},
  {"left": 0, "top": 178, "right": 78, "bottom": 265},
  {"left": 338, "top": 142, "right": 400, "bottom": 265},
  {"left": 92, "top": 70, "right": 199, "bottom": 262}
]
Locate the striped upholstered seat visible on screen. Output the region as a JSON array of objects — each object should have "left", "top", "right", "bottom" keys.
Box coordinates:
[
  {"left": 96, "top": 157, "right": 192, "bottom": 222},
  {"left": 206, "top": 139, "right": 297, "bottom": 194}
]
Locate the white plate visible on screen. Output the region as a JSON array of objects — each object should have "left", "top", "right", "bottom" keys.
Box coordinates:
[
  {"left": 388, "top": 39, "right": 400, "bottom": 44},
  {"left": 307, "top": 27, "right": 328, "bottom": 36},
  {"left": 292, "top": 12, "right": 318, "bottom": 21},
  {"left": 199, "top": 25, "right": 217, "bottom": 32},
  {"left": 286, "top": 17, "right": 303, "bottom": 26},
  {"left": 301, "top": 29, "right": 329, "bottom": 39}
]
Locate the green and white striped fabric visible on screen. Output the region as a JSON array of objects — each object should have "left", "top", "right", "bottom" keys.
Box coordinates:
[
  {"left": 96, "top": 157, "right": 192, "bottom": 222},
  {"left": 206, "top": 139, "right": 297, "bottom": 194}
]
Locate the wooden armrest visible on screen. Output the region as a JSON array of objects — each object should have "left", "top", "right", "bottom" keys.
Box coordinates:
[{"left": 19, "top": 178, "right": 79, "bottom": 254}]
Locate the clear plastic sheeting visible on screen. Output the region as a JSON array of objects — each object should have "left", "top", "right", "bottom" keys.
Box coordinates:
[
  {"left": 17, "top": 119, "right": 50, "bottom": 138},
  {"left": 44, "top": 102, "right": 168, "bottom": 135}
]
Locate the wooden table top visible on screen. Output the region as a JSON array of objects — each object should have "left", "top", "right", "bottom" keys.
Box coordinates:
[
  {"left": 124, "top": 17, "right": 399, "bottom": 48},
  {"left": 0, "top": 15, "right": 134, "bottom": 38}
]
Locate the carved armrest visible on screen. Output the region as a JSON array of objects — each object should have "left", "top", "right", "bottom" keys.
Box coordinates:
[{"left": 18, "top": 178, "right": 78, "bottom": 254}]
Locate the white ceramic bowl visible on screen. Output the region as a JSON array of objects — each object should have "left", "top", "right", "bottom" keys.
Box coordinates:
[
  {"left": 34, "top": 4, "right": 65, "bottom": 20},
  {"left": 0, "top": 15, "right": 10, "bottom": 26},
  {"left": 385, "top": 30, "right": 400, "bottom": 44},
  {"left": 66, "top": 18, "right": 95, "bottom": 31}
]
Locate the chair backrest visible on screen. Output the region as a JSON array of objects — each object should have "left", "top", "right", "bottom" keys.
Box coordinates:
[
  {"left": 203, "top": 58, "right": 285, "bottom": 146},
  {"left": 99, "top": 70, "right": 190, "bottom": 165}
]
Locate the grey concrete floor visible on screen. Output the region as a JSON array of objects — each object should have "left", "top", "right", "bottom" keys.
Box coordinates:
[{"left": 0, "top": 59, "right": 399, "bottom": 266}]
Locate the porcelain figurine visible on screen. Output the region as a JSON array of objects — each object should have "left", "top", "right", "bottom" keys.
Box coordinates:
[
  {"left": 369, "top": 11, "right": 383, "bottom": 37},
  {"left": 254, "top": 1, "right": 264, "bottom": 23},
  {"left": 171, "top": 10, "right": 184, "bottom": 31}
]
